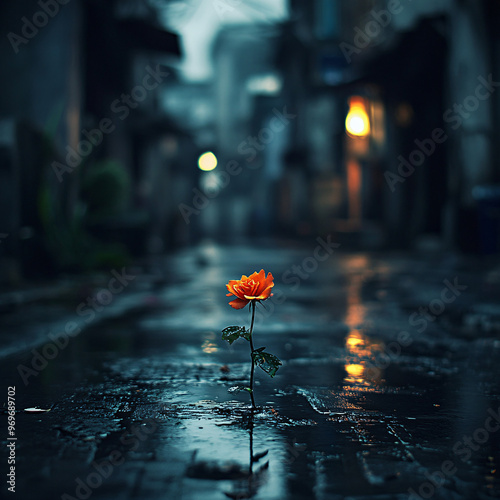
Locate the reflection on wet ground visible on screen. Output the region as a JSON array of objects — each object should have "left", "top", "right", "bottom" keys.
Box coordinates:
[{"left": 1, "top": 242, "right": 500, "bottom": 499}]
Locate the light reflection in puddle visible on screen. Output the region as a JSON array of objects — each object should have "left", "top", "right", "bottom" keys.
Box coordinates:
[
  {"left": 202, "top": 331, "right": 219, "bottom": 354},
  {"left": 345, "top": 363, "right": 364, "bottom": 378},
  {"left": 343, "top": 264, "right": 385, "bottom": 386},
  {"left": 344, "top": 330, "right": 384, "bottom": 386}
]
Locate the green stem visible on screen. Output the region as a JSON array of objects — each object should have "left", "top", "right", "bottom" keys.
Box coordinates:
[{"left": 249, "top": 301, "right": 257, "bottom": 410}]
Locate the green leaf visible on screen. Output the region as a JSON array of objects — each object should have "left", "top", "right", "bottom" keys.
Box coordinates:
[
  {"left": 227, "top": 385, "right": 251, "bottom": 394},
  {"left": 221, "top": 326, "right": 247, "bottom": 345},
  {"left": 252, "top": 350, "right": 282, "bottom": 378},
  {"left": 241, "top": 329, "right": 252, "bottom": 341}
]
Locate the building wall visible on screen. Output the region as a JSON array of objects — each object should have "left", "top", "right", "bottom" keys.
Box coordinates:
[
  {"left": 448, "top": 1, "right": 493, "bottom": 201},
  {"left": 0, "top": 0, "right": 83, "bottom": 282},
  {"left": 344, "top": 0, "right": 498, "bottom": 250},
  {"left": 1, "top": 1, "right": 82, "bottom": 149}
]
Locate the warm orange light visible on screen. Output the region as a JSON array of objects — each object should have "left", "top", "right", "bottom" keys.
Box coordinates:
[
  {"left": 347, "top": 160, "right": 362, "bottom": 223},
  {"left": 346, "top": 98, "right": 370, "bottom": 137},
  {"left": 346, "top": 336, "right": 363, "bottom": 349},
  {"left": 345, "top": 363, "right": 364, "bottom": 378}
]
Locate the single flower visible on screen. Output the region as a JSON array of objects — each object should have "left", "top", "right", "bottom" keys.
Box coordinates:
[
  {"left": 226, "top": 269, "right": 274, "bottom": 309},
  {"left": 223, "top": 269, "right": 280, "bottom": 410}
]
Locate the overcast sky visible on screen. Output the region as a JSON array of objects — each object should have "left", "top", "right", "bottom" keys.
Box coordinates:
[{"left": 160, "top": 0, "right": 288, "bottom": 81}]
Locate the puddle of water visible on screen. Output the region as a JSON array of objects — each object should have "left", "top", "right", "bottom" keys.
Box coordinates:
[{"left": 6, "top": 247, "right": 500, "bottom": 499}]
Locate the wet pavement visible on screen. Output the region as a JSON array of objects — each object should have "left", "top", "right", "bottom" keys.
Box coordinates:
[{"left": 1, "top": 241, "right": 500, "bottom": 500}]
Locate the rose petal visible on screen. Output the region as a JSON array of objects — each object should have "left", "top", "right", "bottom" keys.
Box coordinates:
[
  {"left": 257, "top": 285, "right": 274, "bottom": 300},
  {"left": 257, "top": 275, "right": 273, "bottom": 296},
  {"left": 226, "top": 270, "right": 274, "bottom": 308},
  {"left": 229, "top": 298, "right": 249, "bottom": 309},
  {"left": 263, "top": 272, "right": 274, "bottom": 288}
]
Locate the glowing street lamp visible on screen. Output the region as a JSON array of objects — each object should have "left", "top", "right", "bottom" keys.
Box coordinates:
[
  {"left": 345, "top": 98, "right": 370, "bottom": 138},
  {"left": 198, "top": 151, "right": 218, "bottom": 171}
]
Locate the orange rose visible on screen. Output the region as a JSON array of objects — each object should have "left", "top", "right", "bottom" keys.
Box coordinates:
[{"left": 226, "top": 269, "right": 274, "bottom": 309}]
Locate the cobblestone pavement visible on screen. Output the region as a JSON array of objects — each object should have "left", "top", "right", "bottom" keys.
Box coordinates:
[{"left": 1, "top": 241, "right": 500, "bottom": 500}]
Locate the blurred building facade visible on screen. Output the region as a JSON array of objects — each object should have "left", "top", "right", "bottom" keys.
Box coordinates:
[
  {"left": 282, "top": 0, "right": 500, "bottom": 252},
  {"left": 1, "top": 0, "right": 499, "bottom": 289},
  {"left": 212, "top": 25, "right": 289, "bottom": 240},
  {"left": 0, "top": 0, "right": 185, "bottom": 285}
]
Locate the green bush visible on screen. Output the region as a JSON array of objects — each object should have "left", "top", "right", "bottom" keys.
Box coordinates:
[{"left": 81, "top": 160, "right": 130, "bottom": 219}]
